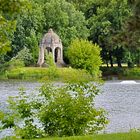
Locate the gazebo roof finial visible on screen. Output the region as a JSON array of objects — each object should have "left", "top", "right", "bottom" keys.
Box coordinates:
[{"left": 48, "top": 28, "right": 53, "bottom": 33}]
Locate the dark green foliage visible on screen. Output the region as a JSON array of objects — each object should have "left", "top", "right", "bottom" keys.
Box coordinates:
[
  {"left": 101, "top": 67, "right": 124, "bottom": 76},
  {"left": 87, "top": 0, "right": 131, "bottom": 67},
  {"left": 9, "top": 1, "right": 45, "bottom": 64},
  {"left": 0, "top": 0, "right": 30, "bottom": 56},
  {"left": 43, "top": 0, "right": 89, "bottom": 50},
  {"left": 0, "top": 83, "right": 108, "bottom": 138}
]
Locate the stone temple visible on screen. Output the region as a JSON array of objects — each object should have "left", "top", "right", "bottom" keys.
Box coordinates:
[{"left": 37, "top": 29, "right": 64, "bottom": 67}]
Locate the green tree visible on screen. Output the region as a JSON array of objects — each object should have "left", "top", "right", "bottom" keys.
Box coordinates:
[
  {"left": 66, "top": 0, "right": 93, "bottom": 12},
  {"left": 67, "top": 39, "right": 102, "bottom": 76},
  {"left": 87, "top": 0, "right": 131, "bottom": 67},
  {"left": 43, "top": 0, "right": 89, "bottom": 54},
  {"left": 9, "top": 1, "right": 45, "bottom": 64},
  {"left": 121, "top": 0, "right": 140, "bottom": 66},
  {"left": 13, "top": 47, "right": 33, "bottom": 66},
  {"left": 0, "top": 0, "right": 29, "bottom": 57}
]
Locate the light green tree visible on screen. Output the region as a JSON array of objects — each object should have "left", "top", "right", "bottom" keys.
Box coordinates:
[{"left": 67, "top": 39, "right": 102, "bottom": 76}]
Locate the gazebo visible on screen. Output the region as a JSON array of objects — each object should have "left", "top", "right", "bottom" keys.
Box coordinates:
[{"left": 37, "top": 29, "right": 64, "bottom": 67}]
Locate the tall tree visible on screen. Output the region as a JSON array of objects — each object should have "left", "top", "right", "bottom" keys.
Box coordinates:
[
  {"left": 0, "top": 0, "right": 29, "bottom": 57},
  {"left": 43, "top": 0, "right": 89, "bottom": 55},
  {"left": 87, "top": 0, "right": 131, "bottom": 67},
  {"left": 127, "top": 0, "right": 140, "bottom": 66},
  {"left": 115, "top": 0, "right": 140, "bottom": 67},
  {"left": 7, "top": 1, "right": 45, "bottom": 63}
]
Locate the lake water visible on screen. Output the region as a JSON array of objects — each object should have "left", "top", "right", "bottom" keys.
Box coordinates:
[{"left": 0, "top": 80, "right": 140, "bottom": 138}]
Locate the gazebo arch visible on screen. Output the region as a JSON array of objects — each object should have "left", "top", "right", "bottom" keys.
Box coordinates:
[
  {"left": 55, "top": 47, "right": 62, "bottom": 63},
  {"left": 37, "top": 29, "right": 64, "bottom": 67}
]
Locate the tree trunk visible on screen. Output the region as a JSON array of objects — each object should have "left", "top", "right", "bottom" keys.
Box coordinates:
[
  {"left": 109, "top": 51, "right": 113, "bottom": 67},
  {"left": 117, "top": 58, "right": 122, "bottom": 67}
]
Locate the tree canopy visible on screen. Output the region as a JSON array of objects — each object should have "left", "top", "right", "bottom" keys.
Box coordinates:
[
  {"left": 0, "top": 0, "right": 139, "bottom": 68},
  {"left": 0, "top": 0, "right": 29, "bottom": 56}
]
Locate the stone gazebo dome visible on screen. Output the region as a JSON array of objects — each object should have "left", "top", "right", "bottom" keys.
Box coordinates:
[{"left": 37, "top": 29, "right": 64, "bottom": 67}]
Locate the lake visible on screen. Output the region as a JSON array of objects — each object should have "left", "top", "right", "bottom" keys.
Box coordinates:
[{"left": 0, "top": 80, "right": 140, "bottom": 137}]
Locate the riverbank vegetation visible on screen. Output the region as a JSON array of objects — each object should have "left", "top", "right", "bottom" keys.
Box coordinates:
[
  {"left": 1, "top": 67, "right": 95, "bottom": 83},
  {"left": 101, "top": 67, "right": 140, "bottom": 80}
]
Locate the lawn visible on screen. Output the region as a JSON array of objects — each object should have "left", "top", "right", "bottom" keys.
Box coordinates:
[
  {"left": 8, "top": 132, "right": 140, "bottom": 140},
  {"left": 3, "top": 67, "right": 96, "bottom": 82}
]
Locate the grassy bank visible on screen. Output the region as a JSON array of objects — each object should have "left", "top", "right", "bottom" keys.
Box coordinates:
[
  {"left": 6, "top": 132, "right": 140, "bottom": 140},
  {"left": 1, "top": 67, "right": 95, "bottom": 83},
  {"left": 101, "top": 67, "right": 140, "bottom": 80},
  {"left": 1, "top": 66, "right": 140, "bottom": 81}
]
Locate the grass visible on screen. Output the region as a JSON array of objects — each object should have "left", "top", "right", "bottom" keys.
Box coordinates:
[
  {"left": 2, "top": 67, "right": 96, "bottom": 83},
  {"left": 7, "top": 132, "right": 140, "bottom": 140}
]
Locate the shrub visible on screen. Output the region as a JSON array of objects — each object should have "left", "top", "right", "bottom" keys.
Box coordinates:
[
  {"left": 124, "top": 68, "right": 140, "bottom": 77},
  {"left": 8, "top": 59, "right": 25, "bottom": 69},
  {"left": 67, "top": 39, "right": 102, "bottom": 77},
  {"left": 45, "top": 53, "right": 59, "bottom": 80},
  {"left": 101, "top": 67, "right": 124, "bottom": 76},
  {"left": 0, "top": 83, "right": 108, "bottom": 138},
  {"left": 14, "top": 47, "right": 33, "bottom": 66}
]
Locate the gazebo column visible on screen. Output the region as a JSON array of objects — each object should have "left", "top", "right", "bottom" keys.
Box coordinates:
[
  {"left": 37, "top": 47, "right": 45, "bottom": 67},
  {"left": 60, "top": 44, "right": 64, "bottom": 63},
  {"left": 52, "top": 48, "right": 55, "bottom": 63},
  {"left": 57, "top": 48, "right": 61, "bottom": 63}
]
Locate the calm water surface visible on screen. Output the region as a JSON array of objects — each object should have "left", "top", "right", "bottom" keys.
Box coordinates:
[{"left": 0, "top": 80, "right": 140, "bottom": 137}]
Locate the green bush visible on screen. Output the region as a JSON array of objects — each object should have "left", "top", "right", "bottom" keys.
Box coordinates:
[
  {"left": 45, "top": 53, "right": 59, "bottom": 80},
  {"left": 14, "top": 47, "right": 33, "bottom": 66},
  {"left": 8, "top": 59, "right": 25, "bottom": 69},
  {"left": 57, "top": 68, "right": 95, "bottom": 83},
  {"left": 0, "top": 83, "right": 108, "bottom": 139},
  {"left": 124, "top": 68, "right": 140, "bottom": 77},
  {"left": 101, "top": 67, "right": 124, "bottom": 76},
  {"left": 67, "top": 39, "right": 102, "bottom": 77}
]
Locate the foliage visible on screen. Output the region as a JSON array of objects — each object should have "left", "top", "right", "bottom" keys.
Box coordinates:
[
  {"left": 43, "top": 0, "right": 89, "bottom": 51},
  {"left": 124, "top": 68, "right": 140, "bottom": 77},
  {"left": 87, "top": 0, "right": 131, "bottom": 67},
  {"left": 0, "top": 0, "right": 30, "bottom": 56},
  {"left": 101, "top": 67, "right": 124, "bottom": 76},
  {"left": 8, "top": 59, "right": 25, "bottom": 69},
  {"left": 45, "top": 53, "right": 59, "bottom": 80},
  {"left": 66, "top": 0, "right": 93, "bottom": 12},
  {"left": 116, "top": 0, "right": 140, "bottom": 67},
  {"left": 0, "top": 83, "right": 108, "bottom": 138},
  {"left": 38, "top": 83, "right": 107, "bottom": 136},
  {"left": 9, "top": 1, "right": 45, "bottom": 63},
  {"left": 0, "top": 16, "right": 16, "bottom": 55},
  {"left": 3, "top": 67, "right": 94, "bottom": 82},
  {"left": 12, "top": 47, "right": 33, "bottom": 66},
  {"left": 57, "top": 68, "right": 95, "bottom": 83},
  {"left": 67, "top": 39, "right": 102, "bottom": 76}
]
